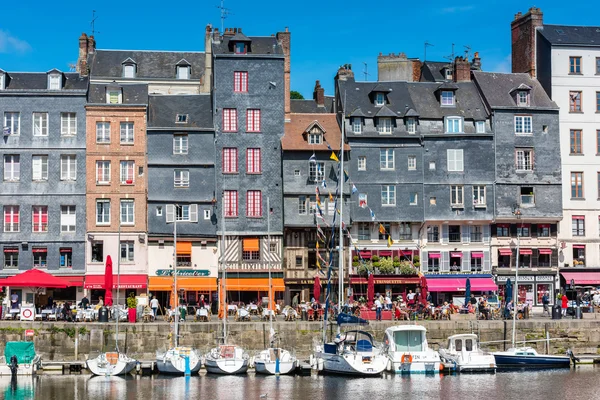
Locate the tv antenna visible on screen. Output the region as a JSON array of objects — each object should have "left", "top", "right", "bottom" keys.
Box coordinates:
[
  {"left": 216, "top": 0, "right": 233, "bottom": 33},
  {"left": 91, "top": 10, "right": 99, "bottom": 36},
  {"left": 362, "top": 62, "right": 370, "bottom": 81},
  {"left": 424, "top": 41, "right": 434, "bottom": 61},
  {"left": 463, "top": 45, "right": 472, "bottom": 59},
  {"left": 443, "top": 43, "right": 456, "bottom": 63}
]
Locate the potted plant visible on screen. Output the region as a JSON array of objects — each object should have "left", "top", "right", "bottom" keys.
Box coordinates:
[
  {"left": 126, "top": 293, "right": 138, "bottom": 323},
  {"left": 379, "top": 257, "right": 395, "bottom": 274}
]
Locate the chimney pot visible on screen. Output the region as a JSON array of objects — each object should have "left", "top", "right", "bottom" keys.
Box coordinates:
[
  {"left": 314, "top": 80, "right": 325, "bottom": 106},
  {"left": 285, "top": 26, "right": 289, "bottom": 32}
]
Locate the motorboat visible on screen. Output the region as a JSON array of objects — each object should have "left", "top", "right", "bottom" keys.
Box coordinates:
[
  {"left": 86, "top": 352, "right": 137, "bottom": 376},
  {"left": 0, "top": 342, "right": 41, "bottom": 376},
  {"left": 204, "top": 345, "right": 249, "bottom": 375},
  {"left": 493, "top": 346, "right": 571, "bottom": 369},
  {"left": 438, "top": 334, "right": 496, "bottom": 373},
  {"left": 254, "top": 347, "right": 297, "bottom": 375},
  {"left": 156, "top": 347, "right": 202, "bottom": 375},
  {"left": 385, "top": 325, "right": 442, "bottom": 374}
]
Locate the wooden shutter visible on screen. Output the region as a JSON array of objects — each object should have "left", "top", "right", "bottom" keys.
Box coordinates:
[
  {"left": 441, "top": 225, "right": 449, "bottom": 244},
  {"left": 441, "top": 251, "right": 450, "bottom": 272},
  {"left": 461, "top": 225, "right": 470, "bottom": 243},
  {"left": 462, "top": 251, "right": 470, "bottom": 272},
  {"left": 532, "top": 248, "right": 539, "bottom": 268},
  {"left": 166, "top": 204, "right": 175, "bottom": 223},
  {"left": 421, "top": 251, "right": 428, "bottom": 273},
  {"left": 483, "top": 225, "right": 491, "bottom": 244},
  {"left": 483, "top": 251, "right": 491, "bottom": 272},
  {"left": 530, "top": 224, "right": 538, "bottom": 238}
]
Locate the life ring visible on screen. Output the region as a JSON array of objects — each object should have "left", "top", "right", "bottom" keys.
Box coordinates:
[{"left": 401, "top": 354, "right": 413, "bottom": 363}]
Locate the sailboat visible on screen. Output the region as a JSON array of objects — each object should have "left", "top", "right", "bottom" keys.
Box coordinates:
[
  {"left": 204, "top": 198, "right": 249, "bottom": 375},
  {"left": 156, "top": 208, "right": 202, "bottom": 375},
  {"left": 254, "top": 197, "right": 297, "bottom": 375},
  {"left": 87, "top": 226, "right": 138, "bottom": 376}
]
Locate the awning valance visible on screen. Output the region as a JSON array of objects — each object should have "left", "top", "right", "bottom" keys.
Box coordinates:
[
  {"left": 428, "top": 253, "right": 441, "bottom": 259},
  {"left": 538, "top": 248, "right": 553, "bottom": 255},
  {"left": 426, "top": 277, "right": 498, "bottom": 292},
  {"left": 450, "top": 252, "right": 463, "bottom": 258},
  {"left": 85, "top": 275, "right": 147, "bottom": 289},
  {"left": 350, "top": 276, "right": 420, "bottom": 285},
  {"left": 58, "top": 276, "right": 84, "bottom": 287},
  {"left": 176, "top": 242, "right": 192, "bottom": 255},
  {"left": 471, "top": 252, "right": 484, "bottom": 258},
  {"left": 225, "top": 278, "right": 285, "bottom": 292},
  {"left": 243, "top": 238, "right": 260, "bottom": 252},
  {"left": 499, "top": 249, "right": 513, "bottom": 256},
  {"left": 561, "top": 272, "right": 600, "bottom": 285},
  {"left": 520, "top": 249, "right": 533, "bottom": 255},
  {"left": 148, "top": 276, "right": 217, "bottom": 291}
]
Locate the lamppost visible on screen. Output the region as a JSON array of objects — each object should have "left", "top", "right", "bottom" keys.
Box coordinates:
[{"left": 511, "top": 204, "right": 522, "bottom": 347}]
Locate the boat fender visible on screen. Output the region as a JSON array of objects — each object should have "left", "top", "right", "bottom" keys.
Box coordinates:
[
  {"left": 309, "top": 354, "right": 315, "bottom": 369},
  {"left": 386, "top": 359, "right": 392, "bottom": 371},
  {"left": 317, "top": 358, "right": 324, "bottom": 371},
  {"left": 249, "top": 356, "right": 255, "bottom": 369},
  {"left": 401, "top": 354, "right": 413, "bottom": 364}
]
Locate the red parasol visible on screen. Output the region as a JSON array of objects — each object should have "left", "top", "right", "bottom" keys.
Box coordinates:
[
  {"left": 104, "top": 255, "right": 113, "bottom": 307},
  {"left": 313, "top": 276, "right": 321, "bottom": 302},
  {"left": 402, "top": 289, "right": 407, "bottom": 304},
  {"left": 1, "top": 269, "right": 70, "bottom": 288},
  {"left": 367, "top": 273, "right": 374, "bottom": 307},
  {"left": 420, "top": 275, "right": 428, "bottom": 305}
]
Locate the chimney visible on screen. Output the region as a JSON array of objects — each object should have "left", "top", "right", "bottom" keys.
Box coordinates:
[
  {"left": 412, "top": 59, "right": 422, "bottom": 82},
  {"left": 201, "top": 24, "right": 213, "bottom": 94},
  {"left": 471, "top": 51, "right": 482, "bottom": 71},
  {"left": 377, "top": 52, "right": 416, "bottom": 82},
  {"left": 276, "top": 27, "right": 291, "bottom": 122},
  {"left": 212, "top": 27, "right": 221, "bottom": 43},
  {"left": 511, "top": 7, "right": 543, "bottom": 77},
  {"left": 313, "top": 80, "right": 325, "bottom": 106},
  {"left": 223, "top": 28, "right": 235, "bottom": 37},
  {"left": 335, "top": 64, "right": 354, "bottom": 81},
  {"left": 77, "top": 33, "right": 90, "bottom": 76},
  {"left": 453, "top": 56, "right": 471, "bottom": 82}
]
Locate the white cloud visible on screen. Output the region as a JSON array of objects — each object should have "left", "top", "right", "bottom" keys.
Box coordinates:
[
  {"left": 490, "top": 55, "right": 512, "bottom": 73},
  {"left": 0, "top": 30, "right": 31, "bottom": 54},
  {"left": 440, "top": 5, "right": 474, "bottom": 14}
]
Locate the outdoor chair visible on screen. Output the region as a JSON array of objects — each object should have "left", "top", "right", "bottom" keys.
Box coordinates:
[{"left": 307, "top": 308, "right": 315, "bottom": 321}]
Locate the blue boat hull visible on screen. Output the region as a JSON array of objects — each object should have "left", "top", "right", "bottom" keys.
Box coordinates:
[{"left": 493, "top": 354, "right": 570, "bottom": 369}]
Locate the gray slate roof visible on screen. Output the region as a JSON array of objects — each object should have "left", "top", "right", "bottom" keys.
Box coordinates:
[
  {"left": 88, "top": 50, "right": 205, "bottom": 80},
  {"left": 88, "top": 83, "right": 148, "bottom": 105},
  {"left": 407, "top": 81, "right": 488, "bottom": 120},
  {"left": 472, "top": 72, "right": 558, "bottom": 110},
  {"left": 148, "top": 95, "right": 213, "bottom": 129},
  {"left": 338, "top": 79, "right": 415, "bottom": 119},
  {"left": 213, "top": 36, "right": 283, "bottom": 55},
  {"left": 290, "top": 99, "right": 328, "bottom": 114},
  {"left": 420, "top": 61, "right": 450, "bottom": 82},
  {"left": 0, "top": 72, "right": 88, "bottom": 91},
  {"left": 539, "top": 24, "right": 600, "bottom": 46}
]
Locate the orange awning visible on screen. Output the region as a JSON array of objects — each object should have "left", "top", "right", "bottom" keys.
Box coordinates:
[
  {"left": 176, "top": 242, "right": 192, "bottom": 255},
  {"left": 148, "top": 276, "right": 217, "bottom": 291},
  {"left": 224, "top": 278, "right": 285, "bottom": 292},
  {"left": 243, "top": 238, "right": 259, "bottom": 252}
]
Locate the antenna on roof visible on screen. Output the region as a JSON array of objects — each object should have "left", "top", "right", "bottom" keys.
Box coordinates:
[
  {"left": 443, "top": 44, "right": 456, "bottom": 79},
  {"left": 424, "top": 41, "right": 434, "bottom": 61},
  {"left": 91, "top": 10, "right": 99, "bottom": 36},
  {"left": 463, "top": 45, "right": 472, "bottom": 59},
  {"left": 362, "top": 62, "right": 370, "bottom": 81},
  {"left": 216, "top": 0, "right": 233, "bottom": 33}
]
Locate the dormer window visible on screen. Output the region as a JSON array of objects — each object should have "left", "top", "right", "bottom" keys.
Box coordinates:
[
  {"left": 122, "top": 59, "right": 137, "bottom": 78},
  {"left": 48, "top": 72, "right": 62, "bottom": 90},
  {"left": 444, "top": 68, "right": 453, "bottom": 80},
  {"left": 235, "top": 42, "right": 246, "bottom": 54},
  {"left": 177, "top": 65, "right": 190, "bottom": 80},
  {"left": 308, "top": 132, "right": 322, "bottom": 145},
  {"left": 106, "top": 87, "right": 122, "bottom": 104},
  {"left": 406, "top": 118, "right": 416, "bottom": 134},
  {"left": 352, "top": 117, "right": 362, "bottom": 134},
  {"left": 445, "top": 116, "right": 463, "bottom": 133},
  {"left": 441, "top": 91, "right": 455, "bottom": 106},
  {"left": 517, "top": 91, "right": 529, "bottom": 106},
  {"left": 375, "top": 93, "right": 385, "bottom": 106}
]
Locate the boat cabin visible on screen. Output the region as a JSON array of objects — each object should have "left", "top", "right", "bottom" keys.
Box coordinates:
[
  {"left": 447, "top": 334, "right": 479, "bottom": 353},
  {"left": 325, "top": 330, "right": 375, "bottom": 354},
  {"left": 387, "top": 326, "right": 428, "bottom": 353}
]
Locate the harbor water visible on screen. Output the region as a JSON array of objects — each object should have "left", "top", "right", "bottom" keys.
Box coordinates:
[{"left": 2, "top": 367, "right": 600, "bottom": 400}]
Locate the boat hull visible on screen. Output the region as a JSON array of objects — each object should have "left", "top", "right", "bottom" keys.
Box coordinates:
[
  {"left": 439, "top": 350, "right": 496, "bottom": 373},
  {"left": 493, "top": 354, "right": 570, "bottom": 369},
  {"left": 156, "top": 349, "right": 202, "bottom": 375},
  {"left": 87, "top": 355, "right": 137, "bottom": 376},
  {"left": 315, "top": 351, "right": 387, "bottom": 376},
  {"left": 389, "top": 351, "right": 442, "bottom": 374},
  {"left": 0, "top": 363, "right": 39, "bottom": 376},
  {"left": 204, "top": 357, "right": 249, "bottom": 375},
  {"left": 254, "top": 360, "right": 296, "bottom": 375}
]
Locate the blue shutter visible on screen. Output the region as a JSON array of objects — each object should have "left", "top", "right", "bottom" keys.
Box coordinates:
[
  {"left": 421, "top": 251, "right": 428, "bottom": 273},
  {"left": 462, "top": 251, "right": 470, "bottom": 272},
  {"left": 483, "top": 251, "right": 491, "bottom": 272},
  {"left": 441, "top": 251, "right": 450, "bottom": 272},
  {"left": 441, "top": 225, "right": 449, "bottom": 244}
]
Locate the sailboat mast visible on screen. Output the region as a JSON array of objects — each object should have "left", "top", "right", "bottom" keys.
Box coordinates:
[
  {"left": 512, "top": 218, "right": 520, "bottom": 347},
  {"left": 173, "top": 209, "right": 179, "bottom": 347},
  {"left": 116, "top": 221, "right": 121, "bottom": 352},
  {"left": 337, "top": 94, "right": 346, "bottom": 319},
  {"left": 267, "top": 197, "right": 273, "bottom": 335},
  {"left": 221, "top": 196, "right": 227, "bottom": 344}
]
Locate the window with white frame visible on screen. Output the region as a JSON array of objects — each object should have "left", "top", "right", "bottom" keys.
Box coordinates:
[
  {"left": 445, "top": 117, "right": 463, "bottom": 133},
  {"left": 174, "top": 169, "right": 189, "bottom": 187},
  {"left": 120, "top": 160, "right": 134, "bottom": 184},
  {"left": 309, "top": 161, "right": 324, "bottom": 182},
  {"left": 408, "top": 155, "right": 417, "bottom": 170},
  {"left": 173, "top": 134, "right": 188, "bottom": 154},
  {"left": 247, "top": 190, "right": 262, "bottom": 217},
  {"left": 447, "top": 149, "right": 464, "bottom": 172},
  {"left": 375, "top": 93, "right": 385, "bottom": 106},
  {"left": 96, "top": 161, "right": 110, "bottom": 184},
  {"left": 107, "top": 89, "right": 122, "bottom": 104},
  {"left": 123, "top": 64, "right": 136, "bottom": 78},
  {"left": 473, "top": 185, "right": 486, "bottom": 207},
  {"left": 96, "top": 200, "right": 110, "bottom": 225},
  {"left": 353, "top": 118, "right": 362, "bottom": 134},
  {"left": 308, "top": 196, "right": 317, "bottom": 214},
  {"left": 96, "top": 122, "right": 111, "bottom": 143},
  {"left": 3, "top": 206, "right": 19, "bottom": 232},
  {"left": 429, "top": 161, "right": 436, "bottom": 170},
  {"left": 381, "top": 185, "right": 396, "bottom": 206},
  {"left": 450, "top": 185, "right": 464, "bottom": 206},
  {"left": 224, "top": 190, "right": 238, "bottom": 217},
  {"left": 517, "top": 91, "right": 529, "bottom": 106},
  {"left": 4, "top": 112, "right": 20, "bottom": 135},
  {"left": 476, "top": 121, "right": 485, "bottom": 133},
  {"left": 120, "top": 241, "right": 134, "bottom": 262},
  {"left": 48, "top": 74, "right": 61, "bottom": 90},
  {"left": 377, "top": 118, "right": 392, "bottom": 134},
  {"left": 60, "top": 155, "right": 77, "bottom": 181},
  {"left": 32, "top": 206, "right": 48, "bottom": 232},
  {"left": 120, "top": 200, "right": 134, "bottom": 225},
  {"left": 234, "top": 71, "right": 248, "bottom": 92},
  {"left": 298, "top": 196, "right": 307, "bottom": 215},
  {"left": 204, "top": 209, "right": 211, "bottom": 220},
  {"left": 246, "top": 109, "right": 261, "bottom": 132},
  {"left": 380, "top": 149, "right": 394, "bottom": 170},
  {"left": 176, "top": 66, "right": 190, "bottom": 80},
  {"left": 60, "top": 205, "right": 76, "bottom": 232},
  {"left": 32, "top": 155, "right": 48, "bottom": 181},
  {"left": 120, "top": 122, "right": 134, "bottom": 144},
  {"left": 0, "top": 73, "right": 4, "bottom": 90},
  {"left": 441, "top": 91, "right": 455, "bottom": 106},
  {"left": 32, "top": 112, "right": 48, "bottom": 136},
  {"left": 3, "top": 155, "right": 19, "bottom": 181},
  {"left": 407, "top": 118, "right": 416, "bottom": 134},
  {"left": 358, "top": 156, "right": 366, "bottom": 171},
  {"left": 176, "top": 114, "right": 188, "bottom": 123},
  {"left": 308, "top": 131, "right": 322, "bottom": 144},
  {"left": 247, "top": 148, "right": 261, "bottom": 174},
  {"left": 516, "top": 149, "right": 533, "bottom": 171},
  {"left": 358, "top": 222, "right": 370, "bottom": 240},
  {"left": 174, "top": 204, "right": 195, "bottom": 222},
  {"left": 515, "top": 115, "right": 532, "bottom": 134},
  {"left": 156, "top": 206, "right": 163, "bottom": 216},
  {"left": 222, "top": 108, "right": 237, "bottom": 132},
  {"left": 61, "top": 113, "right": 76, "bottom": 136}
]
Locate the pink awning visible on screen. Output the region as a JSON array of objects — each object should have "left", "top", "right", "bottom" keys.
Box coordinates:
[
  {"left": 428, "top": 253, "right": 441, "bottom": 259},
  {"left": 561, "top": 272, "right": 600, "bottom": 285},
  {"left": 499, "top": 249, "right": 512, "bottom": 256},
  {"left": 520, "top": 249, "right": 533, "bottom": 255},
  {"left": 471, "top": 252, "right": 484, "bottom": 258},
  {"left": 572, "top": 215, "right": 585, "bottom": 220},
  {"left": 538, "top": 248, "right": 553, "bottom": 255},
  {"left": 450, "top": 252, "right": 463, "bottom": 258},
  {"left": 426, "top": 277, "right": 498, "bottom": 292},
  {"left": 359, "top": 251, "right": 372, "bottom": 259},
  {"left": 379, "top": 250, "right": 392, "bottom": 257},
  {"left": 573, "top": 245, "right": 586, "bottom": 249}
]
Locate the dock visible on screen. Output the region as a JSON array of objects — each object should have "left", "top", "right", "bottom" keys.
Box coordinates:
[{"left": 40, "top": 361, "right": 157, "bottom": 375}]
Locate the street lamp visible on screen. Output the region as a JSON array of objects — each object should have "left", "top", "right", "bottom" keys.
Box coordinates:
[{"left": 511, "top": 204, "right": 522, "bottom": 347}]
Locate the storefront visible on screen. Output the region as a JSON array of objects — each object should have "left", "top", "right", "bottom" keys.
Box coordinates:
[
  {"left": 84, "top": 274, "right": 147, "bottom": 304},
  {"left": 224, "top": 276, "right": 285, "bottom": 305},
  {"left": 424, "top": 274, "right": 498, "bottom": 306},
  {"left": 496, "top": 275, "right": 555, "bottom": 306},
  {"left": 560, "top": 269, "right": 600, "bottom": 299},
  {"left": 148, "top": 274, "right": 218, "bottom": 310},
  {"left": 284, "top": 278, "right": 339, "bottom": 304},
  {"left": 349, "top": 275, "right": 420, "bottom": 301}
]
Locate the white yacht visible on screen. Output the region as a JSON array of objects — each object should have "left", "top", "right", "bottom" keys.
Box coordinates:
[
  {"left": 204, "top": 345, "right": 249, "bottom": 375},
  {"left": 156, "top": 347, "right": 202, "bottom": 375},
  {"left": 87, "top": 352, "right": 138, "bottom": 376},
  {"left": 385, "top": 325, "right": 442, "bottom": 374},
  {"left": 438, "top": 334, "right": 496, "bottom": 373},
  {"left": 254, "top": 347, "right": 296, "bottom": 375}
]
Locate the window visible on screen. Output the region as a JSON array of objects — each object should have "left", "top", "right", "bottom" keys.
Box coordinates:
[
  {"left": 514, "top": 116, "right": 532, "bottom": 134},
  {"left": 571, "top": 172, "right": 584, "bottom": 198},
  {"left": 32, "top": 206, "right": 48, "bottom": 232},
  {"left": 3, "top": 206, "right": 19, "bottom": 232},
  {"left": 32, "top": 112, "right": 48, "bottom": 136},
  {"left": 224, "top": 190, "right": 238, "bottom": 217},
  {"left": 32, "top": 155, "right": 48, "bottom": 181},
  {"left": 397, "top": 222, "right": 410, "bottom": 240},
  {"left": 450, "top": 185, "right": 464, "bottom": 207},
  {"left": 247, "top": 148, "right": 261, "bottom": 174},
  {"left": 429, "top": 161, "right": 436, "bottom": 170},
  {"left": 441, "top": 90, "right": 454, "bottom": 106},
  {"left": 517, "top": 91, "right": 529, "bottom": 106},
  {"left": 570, "top": 130, "right": 582, "bottom": 154},
  {"left": 378, "top": 222, "right": 391, "bottom": 240},
  {"left": 173, "top": 134, "right": 188, "bottom": 154},
  {"left": 3, "top": 155, "right": 20, "bottom": 181},
  {"left": 569, "top": 91, "right": 582, "bottom": 112},
  {"left": 120, "top": 122, "right": 134, "bottom": 144},
  {"left": 247, "top": 190, "right": 262, "bottom": 217},
  {"left": 375, "top": 93, "right": 385, "bottom": 106},
  {"left": 176, "top": 114, "right": 188, "bottom": 123},
  {"left": 309, "top": 161, "right": 324, "bottom": 183},
  {"left": 538, "top": 224, "right": 550, "bottom": 237},
  {"left": 295, "top": 256, "right": 303, "bottom": 266},
  {"left": 407, "top": 118, "right": 416, "bottom": 134},
  {"left": 234, "top": 42, "right": 246, "bottom": 54},
  {"left": 156, "top": 206, "right": 163, "bottom": 216},
  {"left": 516, "top": 149, "right": 533, "bottom": 171},
  {"left": 298, "top": 196, "right": 307, "bottom": 215},
  {"left": 120, "top": 241, "right": 134, "bottom": 262},
  {"left": 120, "top": 200, "right": 134, "bottom": 225},
  {"left": 447, "top": 149, "right": 464, "bottom": 172},
  {"left": 107, "top": 89, "right": 122, "bottom": 104},
  {"left": 47, "top": 73, "right": 60, "bottom": 90},
  {"left": 120, "top": 161, "right": 134, "bottom": 184},
  {"left": 470, "top": 225, "right": 483, "bottom": 242},
  {"left": 353, "top": 118, "right": 362, "bottom": 134},
  {"left": 174, "top": 169, "right": 189, "bottom": 187},
  {"left": 476, "top": 121, "right": 485, "bottom": 133},
  {"left": 473, "top": 185, "right": 486, "bottom": 207},
  {"left": 572, "top": 216, "right": 585, "bottom": 236},
  {"left": 308, "top": 196, "right": 317, "bottom": 214},
  {"left": 60, "top": 205, "right": 76, "bottom": 233},
  {"left": 445, "top": 117, "right": 463, "bottom": 133},
  {"left": 32, "top": 248, "right": 47, "bottom": 268},
  {"left": 430, "top": 197, "right": 436, "bottom": 205},
  {"left": 517, "top": 224, "right": 530, "bottom": 237},
  {"left": 596, "top": 92, "right": 600, "bottom": 112},
  {"left": 96, "top": 161, "right": 110, "bottom": 184},
  {"left": 380, "top": 149, "right": 394, "bottom": 170},
  {"left": 222, "top": 109, "right": 237, "bottom": 132},
  {"left": 4, "top": 112, "right": 20, "bottom": 135},
  {"left": 246, "top": 109, "right": 261, "bottom": 132},
  {"left": 377, "top": 118, "right": 392, "bottom": 134},
  {"left": 60, "top": 248, "right": 72, "bottom": 268},
  {"left": 175, "top": 204, "right": 195, "bottom": 222},
  {"left": 405, "top": 155, "right": 417, "bottom": 171},
  {"left": 569, "top": 56, "right": 582, "bottom": 74},
  {"left": 204, "top": 209, "right": 211, "bottom": 220},
  {"left": 597, "top": 57, "right": 600, "bottom": 74},
  {"left": 409, "top": 192, "right": 418, "bottom": 205},
  {"left": 381, "top": 185, "right": 396, "bottom": 206},
  {"left": 520, "top": 187, "right": 535, "bottom": 205},
  {"left": 358, "top": 222, "right": 370, "bottom": 240},
  {"left": 358, "top": 156, "right": 366, "bottom": 171},
  {"left": 428, "top": 255, "right": 440, "bottom": 272},
  {"left": 449, "top": 225, "right": 461, "bottom": 242},
  {"left": 497, "top": 224, "right": 509, "bottom": 237},
  {"left": 123, "top": 64, "right": 135, "bottom": 78},
  {"left": 91, "top": 241, "right": 104, "bottom": 262},
  {"left": 61, "top": 113, "right": 76, "bottom": 136},
  {"left": 176, "top": 66, "right": 190, "bottom": 80},
  {"left": 4, "top": 248, "right": 18, "bottom": 268},
  {"left": 96, "top": 122, "right": 111, "bottom": 143},
  {"left": 308, "top": 132, "right": 322, "bottom": 144},
  {"left": 60, "top": 155, "right": 77, "bottom": 181},
  {"left": 597, "top": 131, "right": 600, "bottom": 155},
  {"left": 223, "top": 148, "right": 238, "bottom": 173},
  {"left": 96, "top": 200, "right": 110, "bottom": 225},
  {"left": 234, "top": 71, "right": 248, "bottom": 92},
  {"left": 427, "top": 226, "right": 439, "bottom": 242}
]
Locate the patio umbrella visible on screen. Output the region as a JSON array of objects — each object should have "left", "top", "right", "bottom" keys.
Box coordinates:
[
  {"left": 464, "top": 278, "right": 471, "bottom": 306},
  {"left": 104, "top": 255, "right": 113, "bottom": 307},
  {"left": 420, "top": 275, "right": 428, "bottom": 305},
  {"left": 367, "top": 273, "right": 374, "bottom": 307},
  {"left": 402, "top": 289, "right": 407, "bottom": 303},
  {"left": 1, "top": 269, "right": 70, "bottom": 310},
  {"left": 313, "top": 276, "right": 321, "bottom": 303}
]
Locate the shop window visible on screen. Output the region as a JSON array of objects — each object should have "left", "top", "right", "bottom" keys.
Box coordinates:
[{"left": 537, "top": 284, "right": 553, "bottom": 305}]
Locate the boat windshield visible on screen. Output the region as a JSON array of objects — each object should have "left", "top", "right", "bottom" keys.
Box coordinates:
[
  {"left": 465, "top": 339, "right": 473, "bottom": 351},
  {"left": 455, "top": 339, "right": 462, "bottom": 351},
  {"left": 393, "top": 330, "right": 424, "bottom": 352}
]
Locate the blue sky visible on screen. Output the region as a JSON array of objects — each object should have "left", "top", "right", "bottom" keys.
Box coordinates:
[{"left": 0, "top": 0, "right": 597, "bottom": 98}]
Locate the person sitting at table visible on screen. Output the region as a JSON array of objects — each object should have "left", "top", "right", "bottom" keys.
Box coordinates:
[
  {"left": 199, "top": 295, "right": 206, "bottom": 308},
  {"left": 10, "top": 293, "right": 19, "bottom": 310},
  {"left": 96, "top": 296, "right": 104, "bottom": 310},
  {"left": 478, "top": 298, "right": 489, "bottom": 320}
]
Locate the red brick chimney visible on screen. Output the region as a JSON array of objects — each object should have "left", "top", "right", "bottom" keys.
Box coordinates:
[
  {"left": 453, "top": 56, "right": 471, "bottom": 82},
  {"left": 511, "top": 7, "right": 543, "bottom": 77},
  {"left": 276, "top": 27, "right": 291, "bottom": 122},
  {"left": 77, "top": 33, "right": 94, "bottom": 76},
  {"left": 313, "top": 80, "right": 324, "bottom": 106}
]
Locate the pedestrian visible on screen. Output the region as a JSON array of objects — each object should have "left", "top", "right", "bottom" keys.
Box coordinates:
[
  {"left": 292, "top": 293, "right": 299, "bottom": 309},
  {"left": 374, "top": 296, "right": 382, "bottom": 321},
  {"left": 384, "top": 294, "right": 392, "bottom": 310},
  {"left": 10, "top": 292, "right": 19, "bottom": 310},
  {"left": 150, "top": 296, "right": 160, "bottom": 318},
  {"left": 407, "top": 290, "right": 416, "bottom": 306},
  {"left": 561, "top": 293, "right": 569, "bottom": 316},
  {"left": 80, "top": 295, "right": 89, "bottom": 310},
  {"left": 469, "top": 294, "right": 477, "bottom": 306},
  {"left": 542, "top": 291, "right": 550, "bottom": 316}
]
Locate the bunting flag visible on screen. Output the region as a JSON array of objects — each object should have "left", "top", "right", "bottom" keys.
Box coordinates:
[
  {"left": 309, "top": 153, "right": 316, "bottom": 164},
  {"left": 379, "top": 224, "right": 386, "bottom": 234},
  {"left": 316, "top": 195, "right": 321, "bottom": 206},
  {"left": 344, "top": 170, "right": 349, "bottom": 182},
  {"left": 326, "top": 143, "right": 333, "bottom": 151},
  {"left": 328, "top": 191, "right": 333, "bottom": 202},
  {"left": 321, "top": 179, "right": 327, "bottom": 188},
  {"left": 318, "top": 252, "right": 327, "bottom": 264},
  {"left": 370, "top": 208, "right": 376, "bottom": 221},
  {"left": 316, "top": 241, "right": 320, "bottom": 249},
  {"left": 387, "top": 235, "right": 394, "bottom": 248},
  {"left": 316, "top": 258, "right": 320, "bottom": 268},
  {"left": 317, "top": 226, "right": 325, "bottom": 239},
  {"left": 315, "top": 187, "right": 320, "bottom": 196},
  {"left": 341, "top": 221, "right": 346, "bottom": 230},
  {"left": 317, "top": 163, "right": 323, "bottom": 176},
  {"left": 330, "top": 151, "right": 339, "bottom": 162},
  {"left": 316, "top": 204, "right": 323, "bottom": 217},
  {"left": 351, "top": 184, "right": 358, "bottom": 194}
]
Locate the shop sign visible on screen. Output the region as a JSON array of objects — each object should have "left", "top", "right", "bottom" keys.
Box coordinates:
[
  {"left": 155, "top": 269, "right": 210, "bottom": 277},
  {"left": 536, "top": 276, "right": 555, "bottom": 282},
  {"left": 497, "top": 275, "right": 535, "bottom": 283},
  {"left": 25, "top": 329, "right": 35, "bottom": 337}
]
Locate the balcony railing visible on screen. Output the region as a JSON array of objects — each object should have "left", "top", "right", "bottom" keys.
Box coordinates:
[
  {"left": 427, "top": 234, "right": 439, "bottom": 242},
  {"left": 398, "top": 233, "right": 412, "bottom": 240},
  {"left": 470, "top": 232, "right": 482, "bottom": 242},
  {"left": 449, "top": 233, "right": 461, "bottom": 242}
]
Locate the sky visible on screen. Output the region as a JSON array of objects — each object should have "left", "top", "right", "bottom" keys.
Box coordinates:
[{"left": 0, "top": 0, "right": 598, "bottom": 98}]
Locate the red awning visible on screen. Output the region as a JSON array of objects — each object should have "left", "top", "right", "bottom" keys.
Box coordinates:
[
  {"left": 379, "top": 250, "right": 392, "bottom": 257},
  {"left": 561, "top": 272, "right": 600, "bottom": 285},
  {"left": 426, "top": 277, "right": 498, "bottom": 292},
  {"left": 428, "top": 253, "right": 441, "bottom": 259},
  {"left": 538, "top": 248, "right": 553, "bottom": 255},
  {"left": 58, "top": 276, "right": 84, "bottom": 287},
  {"left": 572, "top": 215, "right": 585, "bottom": 220},
  {"left": 1, "top": 269, "right": 70, "bottom": 288},
  {"left": 359, "top": 251, "right": 372, "bottom": 259},
  {"left": 520, "top": 249, "right": 533, "bottom": 255},
  {"left": 471, "top": 252, "right": 484, "bottom": 258},
  {"left": 573, "top": 245, "right": 586, "bottom": 249},
  {"left": 3, "top": 248, "right": 18, "bottom": 253},
  {"left": 32, "top": 248, "right": 47, "bottom": 253},
  {"left": 85, "top": 275, "right": 147, "bottom": 289},
  {"left": 350, "top": 276, "right": 421, "bottom": 285},
  {"left": 399, "top": 250, "right": 414, "bottom": 257},
  {"left": 499, "top": 249, "right": 512, "bottom": 256},
  {"left": 450, "top": 252, "right": 463, "bottom": 258}
]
